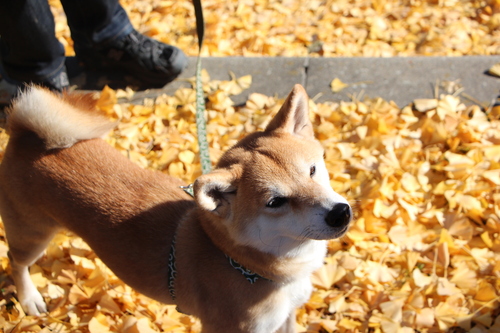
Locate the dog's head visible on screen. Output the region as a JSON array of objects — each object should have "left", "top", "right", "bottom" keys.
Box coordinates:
[{"left": 194, "top": 84, "right": 352, "bottom": 256}]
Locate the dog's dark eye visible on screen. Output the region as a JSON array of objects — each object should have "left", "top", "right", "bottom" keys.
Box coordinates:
[
  {"left": 310, "top": 165, "right": 316, "bottom": 177},
  {"left": 266, "top": 197, "right": 288, "bottom": 208}
]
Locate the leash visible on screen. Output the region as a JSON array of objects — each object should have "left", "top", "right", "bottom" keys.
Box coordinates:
[
  {"left": 193, "top": 0, "right": 212, "bottom": 175},
  {"left": 168, "top": 0, "right": 269, "bottom": 303},
  {"left": 169, "top": 0, "right": 210, "bottom": 301},
  {"left": 179, "top": 0, "right": 210, "bottom": 198}
]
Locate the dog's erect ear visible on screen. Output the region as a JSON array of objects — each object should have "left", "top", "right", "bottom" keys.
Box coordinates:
[
  {"left": 265, "top": 84, "right": 314, "bottom": 139},
  {"left": 194, "top": 169, "right": 237, "bottom": 217}
]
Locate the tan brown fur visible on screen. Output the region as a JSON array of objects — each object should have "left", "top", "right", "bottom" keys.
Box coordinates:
[
  {"left": 5, "top": 86, "right": 115, "bottom": 148},
  {"left": 0, "top": 85, "right": 352, "bottom": 333}
]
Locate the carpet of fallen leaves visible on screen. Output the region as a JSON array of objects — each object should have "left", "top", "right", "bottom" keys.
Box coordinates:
[
  {"left": 1, "top": 0, "right": 500, "bottom": 332},
  {"left": 49, "top": 0, "right": 500, "bottom": 57},
  {"left": 0, "top": 71, "right": 500, "bottom": 332}
]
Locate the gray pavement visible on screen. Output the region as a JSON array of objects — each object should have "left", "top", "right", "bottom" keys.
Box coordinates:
[
  {"left": 151, "top": 56, "right": 500, "bottom": 108},
  {"left": 2, "top": 56, "right": 499, "bottom": 109}
]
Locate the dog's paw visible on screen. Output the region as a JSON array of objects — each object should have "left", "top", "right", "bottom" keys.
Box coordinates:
[{"left": 18, "top": 288, "right": 47, "bottom": 316}]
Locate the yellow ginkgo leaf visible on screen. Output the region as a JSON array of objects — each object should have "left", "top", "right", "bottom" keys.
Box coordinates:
[
  {"left": 88, "top": 312, "right": 111, "bottom": 333},
  {"left": 311, "top": 261, "right": 346, "bottom": 290},
  {"left": 475, "top": 280, "right": 497, "bottom": 302},
  {"left": 487, "top": 62, "right": 500, "bottom": 77},
  {"left": 330, "top": 78, "right": 349, "bottom": 93},
  {"left": 96, "top": 85, "right": 117, "bottom": 114},
  {"left": 178, "top": 150, "right": 196, "bottom": 165}
]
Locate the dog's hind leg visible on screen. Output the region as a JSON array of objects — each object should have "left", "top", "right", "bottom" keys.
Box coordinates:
[{"left": 0, "top": 197, "right": 60, "bottom": 315}]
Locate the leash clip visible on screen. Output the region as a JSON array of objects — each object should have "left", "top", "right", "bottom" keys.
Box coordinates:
[{"left": 180, "top": 184, "right": 194, "bottom": 197}]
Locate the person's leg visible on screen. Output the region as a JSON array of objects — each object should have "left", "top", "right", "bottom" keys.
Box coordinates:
[
  {"left": 60, "top": 0, "right": 133, "bottom": 50},
  {"left": 61, "top": 0, "right": 187, "bottom": 87},
  {"left": 0, "top": 0, "right": 68, "bottom": 90}
]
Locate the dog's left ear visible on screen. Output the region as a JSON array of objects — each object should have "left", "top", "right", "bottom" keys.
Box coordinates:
[
  {"left": 194, "top": 169, "right": 237, "bottom": 218},
  {"left": 265, "top": 84, "right": 314, "bottom": 139}
]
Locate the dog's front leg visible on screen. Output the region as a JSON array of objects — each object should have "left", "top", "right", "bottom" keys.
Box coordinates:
[
  {"left": 274, "top": 311, "right": 297, "bottom": 333},
  {"left": 8, "top": 251, "right": 47, "bottom": 315}
]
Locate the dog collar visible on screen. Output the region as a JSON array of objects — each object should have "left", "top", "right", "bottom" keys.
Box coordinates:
[
  {"left": 168, "top": 234, "right": 270, "bottom": 300},
  {"left": 168, "top": 235, "right": 179, "bottom": 300},
  {"left": 226, "top": 255, "right": 267, "bottom": 284}
]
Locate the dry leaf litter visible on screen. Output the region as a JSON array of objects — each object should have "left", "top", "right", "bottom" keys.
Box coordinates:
[
  {"left": 48, "top": 0, "right": 500, "bottom": 57},
  {"left": 1, "top": 0, "right": 500, "bottom": 332}
]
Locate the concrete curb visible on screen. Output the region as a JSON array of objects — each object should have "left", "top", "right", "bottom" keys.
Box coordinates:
[
  {"left": 2, "top": 56, "right": 499, "bottom": 108},
  {"left": 153, "top": 56, "right": 500, "bottom": 107}
]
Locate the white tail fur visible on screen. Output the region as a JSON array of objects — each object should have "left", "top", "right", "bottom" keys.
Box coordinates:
[{"left": 7, "top": 86, "right": 116, "bottom": 149}]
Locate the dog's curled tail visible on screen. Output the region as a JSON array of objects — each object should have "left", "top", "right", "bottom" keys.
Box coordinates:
[{"left": 6, "top": 85, "right": 116, "bottom": 149}]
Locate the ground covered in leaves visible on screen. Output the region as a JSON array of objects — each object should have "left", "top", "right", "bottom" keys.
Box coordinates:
[
  {"left": 50, "top": 0, "right": 500, "bottom": 57},
  {"left": 1, "top": 0, "right": 500, "bottom": 332},
  {"left": 0, "top": 73, "right": 499, "bottom": 333}
]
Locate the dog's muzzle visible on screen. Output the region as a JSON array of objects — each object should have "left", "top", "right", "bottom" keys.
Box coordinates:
[{"left": 325, "top": 203, "right": 351, "bottom": 230}]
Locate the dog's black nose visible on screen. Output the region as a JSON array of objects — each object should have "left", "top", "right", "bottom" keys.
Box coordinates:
[{"left": 325, "top": 203, "right": 351, "bottom": 228}]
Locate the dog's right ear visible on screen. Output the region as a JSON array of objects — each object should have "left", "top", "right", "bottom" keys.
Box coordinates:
[
  {"left": 194, "top": 169, "right": 237, "bottom": 218},
  {"left": 265, "top": 84, "right": 314, "bottom": 139}
]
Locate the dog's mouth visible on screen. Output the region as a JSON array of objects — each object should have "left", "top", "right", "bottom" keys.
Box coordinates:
[
  {"left": 331, "top": 223, "right": 350, "bottom": 239},
  {"left": 302, "top": 203, "right": 352, "bottom": 240},
  {"left": 307, "top": 222, "right": 351, "bottom": 241}
]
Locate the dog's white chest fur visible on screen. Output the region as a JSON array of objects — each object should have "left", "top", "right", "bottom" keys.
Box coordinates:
[
  {"left": 252, "top": 276, "right": 313, "bottom": 333},
  {"left": 252, "top": 241, "right": 326, "bottom": 332}
]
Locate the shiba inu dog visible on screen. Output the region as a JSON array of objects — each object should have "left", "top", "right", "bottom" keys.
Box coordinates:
[{"left": 0, "top": 84, "right": 352, "bottom": 333}]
